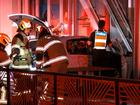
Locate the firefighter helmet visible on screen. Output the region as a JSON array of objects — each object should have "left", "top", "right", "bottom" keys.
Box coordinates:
[
  {"left": 36, "top": 25, "right": 51, "bottom": 39},
  {"left": 0, "top": 33, "right": 11, "bottom": 46},
  {"left": 19, "top": 18, "right": 32, "bottom": 31}
]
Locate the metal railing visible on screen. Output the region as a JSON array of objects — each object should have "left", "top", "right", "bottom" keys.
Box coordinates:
[{"left": 0, "top": 68, "right": 140, "bottom": 105}]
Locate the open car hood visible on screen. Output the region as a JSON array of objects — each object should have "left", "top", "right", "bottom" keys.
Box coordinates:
[{"left": 8, "top": 13, "right": 53, "bottom": 34}]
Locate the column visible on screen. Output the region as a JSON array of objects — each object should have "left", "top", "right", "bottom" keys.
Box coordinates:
[
  {"left": 134, "top": 0, "right": 140, "bottom": 79},
  {"left": 22, "top": 0, "right": 29, "bottom": 14},
  {"left": 35, "top": 0, "right": 40, "bottom": 17},
  {"left": 68, "top": 0, "right": 72, "bottom": 36},
  {"left": 0, "top": 0, "right": 13, "bottom": 38},
  {"left": 47, "top": 0, "right": 51, "bottom": 25}
]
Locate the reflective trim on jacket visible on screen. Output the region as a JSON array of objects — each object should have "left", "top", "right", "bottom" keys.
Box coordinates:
[
  {"left": 44, "top": 40, "right": 62, "bottom": 51},
  {"left": 11, "top": 65, "right": 31, "bottom": 69},
  {"left": 94, "top": 30, "right": 107, "bottom": 49},
  {"left": 36, "top": 40, "right": 62, "bottom": 52},
  {"left": 43, "top": 55, "right": 68, "bottom": 67},
  {"left": 36, "top": 61, "right": 43, "bottom": 65},
  {"left": 36, "top": 47, "right": 44, "bottom": 52}
]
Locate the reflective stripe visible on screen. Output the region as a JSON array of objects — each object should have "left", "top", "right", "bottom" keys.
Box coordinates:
[
  {"left": 36, "top": 61, "right": 43, "bottom": 65},
  {"left": 94, "top": 31, "right": 107, "bottom": 49},
  {"left": 11, "top": 44, "right": 20, "bottom": 49},
  {"left": 95, "top": 32, "right": 107, "bottom": 36},
  {"left": 36, "top": 47, "right": 44, "bottom": 51},
  {"left": 95, "top": 39, "right": 107, "bottom": 43},
  {"left": 12, "top": 54, "right": 17, "bottom": 58},
  {"left": 43, "top": 56, "right": 68, "bottom": 67},
  {"left": 94, "top": 46, "right": 106, "bottom": 49},
  {"left": 12, "top": 65, "right": 31, "bottom": 69},
  {"left": 44, "top": 40, "right": 62, "bottom": 51},
  {"left": 0, "top": 58, "right": 11, "bottom": 66},
  {"left": 36, "top": 40, "right": 62, "bottom": 52}
]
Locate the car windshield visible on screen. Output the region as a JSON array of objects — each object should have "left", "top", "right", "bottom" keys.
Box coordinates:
[{"left": 66, "top": 38, "right": 90, "bottom": 55}]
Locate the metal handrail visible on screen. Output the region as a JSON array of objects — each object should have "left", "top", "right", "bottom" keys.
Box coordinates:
[
  {"left": 104, "top": 0, "right": 132, "bottom": 52},
  {"left": 1, "top": 68, "right": 140, "bottom": 105},
  {"left": 114, "top": 0, "right": 132, "bottom": 37}
]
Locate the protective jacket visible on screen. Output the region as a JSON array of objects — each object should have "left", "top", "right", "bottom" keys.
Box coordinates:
[
  {"left": 36, "top": 35, "right": 69, "bottom": 72},
  {"left": 11, "top": 32, "right": 32, "bottom": 69},
  {"left": 0, "top": 49, "right": 11, "bottom": 67}
]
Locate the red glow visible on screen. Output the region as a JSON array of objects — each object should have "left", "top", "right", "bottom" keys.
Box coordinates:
[{"left": 134, "top": 0, "right": 140, "bottom": 78}]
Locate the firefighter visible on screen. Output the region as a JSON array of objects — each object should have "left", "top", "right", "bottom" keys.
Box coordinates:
[
  {"left": 11, "top": 18, "right": 33, "bottom": 69},
  {"left": 35, "top": 26, "right": 69, "bottom": 73},
  {"left": 10, "top": 18, "right": 37, "bottom": 104},
  {"left": 0, "top": 33, "right": 11, "bottom": 68},
  {"left": 0, "top": 33, "right": 15, "bottom": 101},
  {"left": 35, "top": 26, "right": 69, "bottom": 104}
]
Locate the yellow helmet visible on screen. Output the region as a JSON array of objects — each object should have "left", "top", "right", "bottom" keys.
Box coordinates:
[
  {"left": 19, "top": 18, "right": 32, "bottom": 30},
  {"left": 0, "top": 33, "right": 11, "bottom": 46}
]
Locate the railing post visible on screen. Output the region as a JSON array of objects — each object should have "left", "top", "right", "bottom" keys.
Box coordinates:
[
  {"left": 54, "top": 75, "right": 57, "bottom": 105},
  {"left": 32, "top": 75, "right": 38, "bottom": 105},
  {"left": 82, "top": 80, "right": 86, "bottom": 105},
  {"left": 7, "top": 68, "right": 11, "bottom": 105},
  {"left": 115, "top": 80, "right": 119, "bottom": 105}
]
